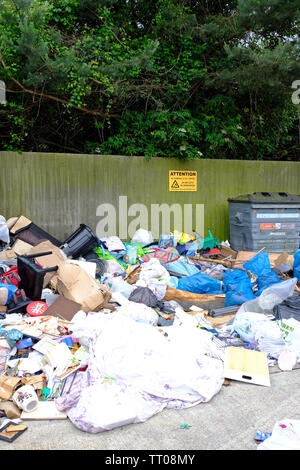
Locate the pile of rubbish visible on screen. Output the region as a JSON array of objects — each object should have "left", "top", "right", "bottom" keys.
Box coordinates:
[{"left": 0, "top": 214, "right": 300, "bottom": 440}]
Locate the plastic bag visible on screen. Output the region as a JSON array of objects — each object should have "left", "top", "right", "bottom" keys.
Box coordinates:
[
  {"left": 273, "top": 293, "right": 300, "bottom": 321},
  {"left": 102, "top": 258, "right": 126, "bottom": 275},
  {"left": 0, "top": 328, "right": 23, "bottom": 348},
  {"left": 115, "top": 301, "right": 159, "bottom": 326},
  {"left": 222, "top": 269, "right": 255, "bottom": 307},
  {"left": 158, "top": 234, "right": 173, "bottom": 249},
  {"left": 277, "top": 349, "right": 297, "bottom": 371},
  {"left": 258, "top": 278, "right": 297, "bottom": 312},
  {"left": 0, "top": 282, "right": 18, "bottom": 304},
  {"left": 128, "top": 286, "right": 158, "bottom": 308},
  {"left": 139, "top": 258, "right": 170, "bottom": 285},
  {"left": 293, "top": 249, "right": 300, "bottom": 281},
  {"left": 237, "top": 278, "right": 297, "bottom": 315},
  {"left": 256, "top": 271, "right": 281, "bottom": 297},
  {"left": 175, "top": 231, "right": 195, "bottom": 245},
  {"left": 225, "top": 289, "right": 255, "bottom": 307},
  {"left": 243, "top": 252, "right": 271, "bottom": 277},
  {"left": 257, "top": 419, "right": 300, "bottom": 450},
  {"left": 100, "top": 236, "right": 125, "bottom": 252},
  {"left": 231, "top": 311, "right": 272, "bottom": 344},
  {"left": 255, "top": 320, "right": 287, "bottom": 358},
  {"left": 177, "top": 272, "right": 222, "bottom": 294},
  {"left": 164, "top": 258, "right": 200, "bottom": 277},
  {"left": 106, "top": 277, "right": 135, "bottom": 298},
  {"left": 278, "top": 317, "right": 300, "bottom": 355},
  {"left": 223, "top": 269, "right": 252, "bottom": 292},
  {"left": 0, "top": 216, "right": 9, "bottom": 244},
  {"left": 131, "top": 229, "right": 154, "bottom": 247}
]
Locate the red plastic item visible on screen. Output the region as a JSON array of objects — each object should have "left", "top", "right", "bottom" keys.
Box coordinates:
[
  {"left": 0, "top": 267, "right": 20, "bottom": 287},
  {"left": 26, "top": 301, "right": 48, "bottom": 317},
  {"left": 207, "top": 248, "right": 221, "bottom": 255}
]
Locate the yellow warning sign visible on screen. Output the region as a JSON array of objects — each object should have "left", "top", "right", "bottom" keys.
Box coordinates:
[{"left": 169, "top": 170, "right": 197, "bottom": 192}]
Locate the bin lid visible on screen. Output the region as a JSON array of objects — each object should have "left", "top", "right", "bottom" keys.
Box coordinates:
[{"left": 228, "top": 192, "right": 300, "bottom": 204}]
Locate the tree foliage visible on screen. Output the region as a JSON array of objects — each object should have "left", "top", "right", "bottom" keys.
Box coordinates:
[{"left": 0, "top": 0, "right": 299, "bottom": 160}]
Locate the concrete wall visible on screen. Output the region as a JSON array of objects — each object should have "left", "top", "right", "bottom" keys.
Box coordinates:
[{"left": 0, "top": 151, "right": 299, "bottom": 242}]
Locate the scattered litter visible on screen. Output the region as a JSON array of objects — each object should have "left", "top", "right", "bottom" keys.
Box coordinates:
[
  {"left": 254, "top": 430, "right": 272, "bottom": 443},
  {"left": 257, "top": 419, "right": 300, "bottom": 450},
  {"left": 0, "top": 212, "right": 299, "bottom": 438}
]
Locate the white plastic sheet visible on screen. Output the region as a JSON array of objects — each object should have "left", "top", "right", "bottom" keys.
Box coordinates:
[
  {"left": 257, "top": 419, "right": 300, "bottom": 450},
  {"left": 57, "top": 315, "right": 224, "bottom": 433},
  {"left": 114, "top": 301, "right": 159, "bottom": 326},
  {"left": 139, "top": 258, "right": 170, "bottom": 285},
  {"left": 237, "top": 278, "right": 298, "bottom": 316},
  {"left": 0, "top": 216, "right": 9, "bottom": 244}
]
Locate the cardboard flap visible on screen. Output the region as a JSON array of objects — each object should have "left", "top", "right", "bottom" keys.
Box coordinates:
[{"left": 9, "top": 215, "right": 32, "bottom": 234}]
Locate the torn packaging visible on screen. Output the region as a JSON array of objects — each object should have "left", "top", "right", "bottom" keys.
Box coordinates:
[
  {"left": 0, "top": 376, "right": 21, "bottom": 400},
  {"left": 56, "top": 262, "right": 110, "bottom": 312},
  {"left": 0, "top": 401, "right": 22, "bottom": 419}
]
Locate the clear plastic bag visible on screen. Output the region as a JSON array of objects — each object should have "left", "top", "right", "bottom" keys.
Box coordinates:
[
  {"left": 237, "top": 278, "right": 298, "bottom": 315},
  {"left": 131, "top": 229, "right": 154, "bottom": 247},
  {"left": 0, "top": 216, "right": 9, "bottom": 244}
]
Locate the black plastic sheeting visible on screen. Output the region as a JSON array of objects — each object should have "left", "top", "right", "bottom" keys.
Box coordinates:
[{"left": 273, "top": 294, "right": 300, "bottom": 320}]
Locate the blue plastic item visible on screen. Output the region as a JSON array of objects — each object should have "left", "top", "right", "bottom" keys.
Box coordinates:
[
  {"left": 0, "top": 328, "right": 23, "bottom": 348},
  {"left": 255, "top": 271, "right": 282, "bottom": 296},
  {"left": 60, "top": 336, "right": 74, "bottom": 349},
  {"left": 222, "top": 269, "right": 251, "bottom": 292},
  {"left": 243, "top": 252, "right": 271, "bottom": 277},
  {"left": 222, "top": 269, "right": 255, "bottom": 307},
  {"left": 293, "top": 249, "right": 300, "bottom": 281},
  {"left": 164, "top": 259, "right": 200, "bottom": 277},
  {"left": 16, "top": 338, "right": 34, "bottom": 349},
  {"left": 243, "top": 252, "right": 283, "bottom": 296},
  {"left": 225, "top": 289, "right": 256, "bottom": 307},
  {"left": 177, "top": 272, "right": 222, "bottom": 294},
  {"left": 0, "top": 282, "right": 18, "bottom": 304}
]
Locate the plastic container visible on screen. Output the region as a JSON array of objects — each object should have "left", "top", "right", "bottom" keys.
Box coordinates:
[
  {"left": 124, "top": 245, "right": 137, "bottom": 264},
  {"left": 12, "top": 385, "right": 39, "bottom": 412},
  {"left": 61, "top": 224, "right": 98, "bottom": 259},
  {"left": 26, "top": 300, "right": 48, "bottom": 317},
  {"left": 228, "top": 192, "right": 300, "bottom": 253},
  {"left": 17, "top": 252, "right": 58, "bottom": 300}
]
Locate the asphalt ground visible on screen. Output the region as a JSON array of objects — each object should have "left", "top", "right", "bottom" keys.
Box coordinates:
[{"left": 1, "top": 363, "right": 299, "bottom": 452}]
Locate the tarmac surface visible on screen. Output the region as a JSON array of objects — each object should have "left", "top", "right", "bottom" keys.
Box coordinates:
[{"left": 1, "top": 363, "right": 300, "bottom": 451}]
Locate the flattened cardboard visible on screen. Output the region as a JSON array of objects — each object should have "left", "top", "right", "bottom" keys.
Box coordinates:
[
  {"left": 9, "top": 215, "right": 32, "bottom": 234},
  {"left": 45, "top": 295, "right": 81, "bottom": 322},
  {"left": 21, "top": 401, "right": 67, "bottom": 420},
  {"left": 0, "top": 376, "right": 21, "bottom": 400},
  {"left": 224, "top": 346, "right": 270, "bottom": 387},
  {"left": 0, "top": 401, "right": 22, "bottom": 419},
  {"left": 232, "top": 251, "right": 279, "bottom": 269},
  {"left": 12, "top": 239, "right": 33, "bottom": 255},
  {"left": 57, "top": 262, "right": 105, "bottom": 312},
  {"left": 0, "top": 249, "right": 16, "bottom": 261}
]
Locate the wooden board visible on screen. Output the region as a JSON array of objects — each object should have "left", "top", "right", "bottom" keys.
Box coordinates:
[
  {"left": 163, "top": 286, "right": 225, "bottom": 302},
  {"left": 224, "top": 346, "right": 270, "bottom": 387}
]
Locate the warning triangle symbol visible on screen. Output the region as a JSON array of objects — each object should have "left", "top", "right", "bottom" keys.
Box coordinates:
[{"left": 171, "top": 180, "right": 180, "bottom": 189}]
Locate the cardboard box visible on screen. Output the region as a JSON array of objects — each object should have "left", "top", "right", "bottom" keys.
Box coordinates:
[{"left": 56, "top": 262, "right": 105, "bottom": 312}]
